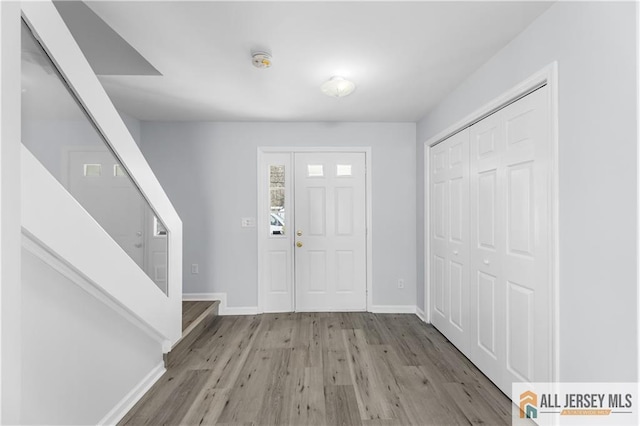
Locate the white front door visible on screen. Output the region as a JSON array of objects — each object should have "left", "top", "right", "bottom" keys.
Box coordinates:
[
  {"left": 294, "top": 153, "right": 367, "bottom": 311},
  {"left": 260, "top": 151, "right": 368, "bottom": 312}
]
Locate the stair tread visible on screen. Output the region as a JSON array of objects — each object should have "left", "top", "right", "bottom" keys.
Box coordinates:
[{"left": 182, "top": 300, "right": 218, "bottom": 332}]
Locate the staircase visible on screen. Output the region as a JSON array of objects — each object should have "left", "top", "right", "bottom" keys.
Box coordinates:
[{"left": 164, "top": 301, "right": 221, "bottom": 367}]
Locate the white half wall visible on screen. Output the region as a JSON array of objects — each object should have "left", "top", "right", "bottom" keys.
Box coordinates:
[
  {"left": 20, "top": 247, "right": 164, "bottom": 425},
  {"left": 141, "top": 122, "right": 417, "bottom": 309},
  {"left": 416, "top": 1, "right": 637, "bottom": 382},
  {"left": 0, "top": 2, "right": 22, "bottom": 423}
]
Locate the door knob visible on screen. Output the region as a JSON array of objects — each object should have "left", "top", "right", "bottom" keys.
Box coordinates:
[
  {"left": 483, "top": 259, "right": 490, "bottom": 265},
  {"left": 136, "top": 231, "right": 142, "bottom": 237},
  {"left": 296, "top": 230, "right": 303, "bottom": 236},
  {"left": 296, "top": 241, "right": 303, "bottom": 248},
  {"left": 134, "top": 243, "right": 143, "bottom": 248},
  {"left": 453, "top": 250, "right": 459, "bottom": 255}
]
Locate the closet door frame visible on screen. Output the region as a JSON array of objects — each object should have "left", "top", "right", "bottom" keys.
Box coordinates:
[{"left": 423, "top": 63, "right": 560, "bottom": 384}]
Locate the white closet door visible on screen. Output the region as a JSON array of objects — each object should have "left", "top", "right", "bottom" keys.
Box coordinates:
[
  {"left": 469, "top": 108, "right": 506, "bottom": 387},
  {"left": 294, "top": 153, "right": 367, "bottom": 311},
  {"left": 430, "top": 129, "right": 470, "bottom": 356},
  {"left": 501, "top": 87, "right": 551, "bottom": 389},
  {"left": 469, "top": 86, "right": 551, "bottom": 393}
]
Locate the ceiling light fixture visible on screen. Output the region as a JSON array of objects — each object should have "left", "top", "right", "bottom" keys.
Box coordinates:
[
  {"left": 321, "top": 76, "right": 356, "bottom": 98},
  {"left": 252, "top": 51, "right": 272, "bottom": 69}
]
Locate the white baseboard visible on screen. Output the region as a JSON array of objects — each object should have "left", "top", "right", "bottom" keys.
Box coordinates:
[
  {"left": 224, "top": 306, "right": 259, "bottom": 315},
  {"left": 184, "top": 294, "right": 417, "bottom": 317},
  {"left": 183, "top": 292, "right": 257, "bottom": 316},
  {"left": 416, "top": 306, "right": 428, "bottom": 322},
  {"left": 183, "top": 292, "right": 225, "bottom": 302},
  {"left": 369, "top": 305, "right": 416, "bottom": 314},
  {"left": 98, "top": 362, "right": 165, "bottom": 426}
]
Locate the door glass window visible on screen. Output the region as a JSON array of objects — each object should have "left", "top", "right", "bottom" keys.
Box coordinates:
[
  {"left": 307, "top": 164, "right": 324, "bottom": 177},
  {"left": 83, "top": 164, "right": 102, "bottom": 177},
  {"left": 113, "top": 164, "right": 126, "bottom": 177},
  {"left": 336, "top": 164, "right": 352, "bottom": 177},
  {"left": 269, "top": 165, "right": 285, "bottom": 235}
]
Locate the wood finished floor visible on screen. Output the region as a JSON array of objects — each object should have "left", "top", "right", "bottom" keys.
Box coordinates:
[
  {"left": 182, "top": 301, "right": 216, "bottom": 332},
  {"left": 120, "top": 313, "right": 512, "bottom": 426}
]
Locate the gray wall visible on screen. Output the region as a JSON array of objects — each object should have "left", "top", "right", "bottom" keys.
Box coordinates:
[
  {"left": 141, "top": 122, "right": 417, "bottom": 308},
  {"left": 21, "top": 249, "right": 163, "bottom": 425},
  {"left": 416, "top": 1, "right": 637, "bottom": 382}
]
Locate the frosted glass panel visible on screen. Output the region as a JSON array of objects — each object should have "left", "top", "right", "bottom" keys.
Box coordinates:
[
  {"left": 307, "top": 164, "right": 324, "bottom": 177},
  {"left": 20, "top": 21, "right": 168, "bottom": 295},
  {"left": 336, "top": 164, "right": 352, "bottom": 177}
]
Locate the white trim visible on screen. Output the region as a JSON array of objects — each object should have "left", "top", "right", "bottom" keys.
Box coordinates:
[
  {"left": 636, "top": 0, "right": 639, "bottom": 390},
  {"left": 183, "top": 292, "right": 225, "bottom": 302},
  {"left": 183, "top": 292, "right": 257, "bottom": 316},
  {"left": 185, "top": 292, "right": 420, "bottom": 317},
  {"left": 369, "top": 305, "right": 416, "bottom": 314},
  {"left": 21, "top": 1, "right": 182, "bottom": 345},
  {"left": 416, "top": 306, "right": 427, "bottom": 323},
  {"left": 22, "top": 232, "right": 166, "bottom": 344},
  {"left": 422, "top": 63, "right": 560, "bottom": 383},
  {"left": 97, "top": 362, "right": 165, "bottom": 426},
  {"left": 0, "top": 2, "right": 22, "bottom": 423},
  {"left": 21, "top": 146, "right": 176, "bottom": 341},
  {"left": 256, "top": 147, "right": 373, "bottom": 313},
  {"left": 423, "top": 131, "right": 431, "bottom": 324},
  {"left": 223, "top": 306, "right": 259, "bottom": 316}
]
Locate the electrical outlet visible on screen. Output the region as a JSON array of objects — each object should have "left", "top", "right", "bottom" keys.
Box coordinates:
[
  {"left": 191, "top": 264, "right": 199, "bottom": 274},
  {"left": 398, "top": 279, "right": 405, "bottom": 289}
]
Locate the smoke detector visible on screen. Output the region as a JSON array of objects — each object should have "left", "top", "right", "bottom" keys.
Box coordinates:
[{"left": 252, "top": 52, "right": 272, "bottom": 69}]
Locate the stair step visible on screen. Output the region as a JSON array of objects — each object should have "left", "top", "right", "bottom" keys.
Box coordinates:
[{"left": 164, "top": 300, "right": 220, "bottom": 367}]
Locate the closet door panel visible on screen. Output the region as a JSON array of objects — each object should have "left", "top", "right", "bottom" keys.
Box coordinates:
[
  {"left": 470, "top": 110, "right": 506, "bottom": 389},
  {"left": 502, "top": 87, "right": 551, "bottom": 386},
  {"left": 430, "top": 129, "right": 470, "bottom": 356},
  {"left": 469, "top": 86, "right": 551, "bottom": 394}
]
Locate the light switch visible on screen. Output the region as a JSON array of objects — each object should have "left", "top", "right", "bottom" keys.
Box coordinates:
[
  {"left": 191, "top": 264, "right": 199, "bottom": 274},
  {"left": 241, "top": 217, "right": 256, "bottom": 228}
]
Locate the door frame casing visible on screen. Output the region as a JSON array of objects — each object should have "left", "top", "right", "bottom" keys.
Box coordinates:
[
  {"left": 257, "top": 147, "right": 373, "bottom": 313},
  {"left": 423, "top": 63, "right": 560, "bottom": 383}
]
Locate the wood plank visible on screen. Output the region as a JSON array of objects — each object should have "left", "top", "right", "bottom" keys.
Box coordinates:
[
  {"left": 178, "top": 386, "right": 231, "bottom": 426},
  {"left": 443, "top": 381, "right": 510, "bottom": 425},
  {"left": 343, "top": 329, "right": 393, "bottom": 421},
  {"left": 325, "top": 385, "right": 363, "bottom": 426},
  {"left": 215, "top": 348, "right": 279, "bottom": 424},
  {"left": 119, "top": 313, "right": 513, "bottom": 426},
  {"left": 182, "top": 301, "right": 215, "bottom": 332}
]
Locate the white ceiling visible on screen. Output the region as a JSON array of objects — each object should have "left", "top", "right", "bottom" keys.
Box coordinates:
[{"left": 85, "top": 1, "right": 553, "bottom": 122}]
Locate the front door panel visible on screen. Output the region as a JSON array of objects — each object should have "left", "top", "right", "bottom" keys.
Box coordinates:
[{"left": 294, "top": 153, "right": 366, "bottom": 311}]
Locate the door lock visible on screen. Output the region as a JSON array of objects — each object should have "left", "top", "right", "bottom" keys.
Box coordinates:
[
  {"left": 296, "top": 241, "right": 303, "bottom": 248},
  {"left": 296, "top": 230, "right": 303, "bottom": 236}
]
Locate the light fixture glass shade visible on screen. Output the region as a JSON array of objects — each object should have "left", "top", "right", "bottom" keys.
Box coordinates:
[{"left": 321, "top": 76, "right": 356, "bottom": 98}]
